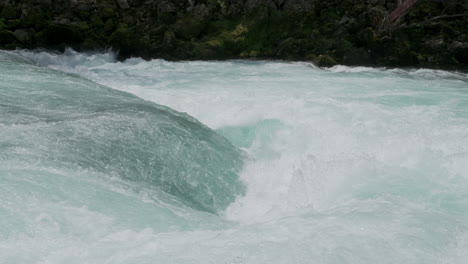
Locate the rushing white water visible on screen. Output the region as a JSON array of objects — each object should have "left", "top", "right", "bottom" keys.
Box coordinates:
[{"left": 2, "top": 49, "right": 468, "bottom": 263}]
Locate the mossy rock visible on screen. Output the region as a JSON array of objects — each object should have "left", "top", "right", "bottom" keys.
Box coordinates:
[
  {"left": 76, "top": 21, "right": 90, "bottom": 31},
  {"left": 205, "top": 39, "right": 224, "bottom": 48},
  {"left": 172, "top": 17, "right": 207, "bottom": 40},
  {"left": 410, "top": 1, "right": 442, "bottom": 18},
  {"left": 33, "top": 31, "right": 46, "bottom": 44},
  {"left": 357, "top": 27, "right": 378, "bottom": 47},
  {"left": 88, "top": 16, "right": 105, "bottom": 32},
  {"left": 321, "top": 22, "right": 339, "bottom": 35},
  {"left": 249, "top": 50, "right": 259, "bottom": 57},
  {"left": 162, "top": 29, "right": 176, "bottom": 45},
  {"left": 109, "top": 23, "right": 144, "bottom": 58},
  {"left": 1, "top": 6, "right": 17, "bottom": 20},
  {"left": 104, "top": 18, "right": 116, "bottom": 32},
  {"left": 320, "top": 8, "right": 340, "bottom": 22},
  {"left": 159, "top": 12, "right": 177, "bottom": 24},
  {"left": 109, "top": 23, "right": 132, "bottom": 46},
  {"left": 13, "top": 29, "right": 32, "bottom": 43},
  {"left": 337, "top": 39, "right": 353, "bottom": 52},
  {"left": 75, "top": 9, "right": 92, "bottom": 20},
  {"left": 314, "top": 54, "right": 337, "bottom": 67},
  {"left": 232, "top": 24, "right": 248, "bottom": 38},
  {"left": 0, "top": 19, "right": 5, "bottom": 31},
  {"left": 0, "top": 30, "right": 16, "bottom": 45},
  {"left": 101, "top": 7, "right": 116, "bottom": 18},
  {"left": 16, "top": 7, "right": 51, "bottom": 30},
  {"left": 193, "top": 42, "right": 219, "bottom": 59}
]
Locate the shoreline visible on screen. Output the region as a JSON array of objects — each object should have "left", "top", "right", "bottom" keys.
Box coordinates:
[
  {"left": 8, "top": 47, "right": 468, "bottom": 74},
  {"left": 1, "top": 0, "right": 467, "bottom": 71}
]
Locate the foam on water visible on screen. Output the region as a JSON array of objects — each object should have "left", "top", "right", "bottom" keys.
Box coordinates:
[{"left": 2, "top": 49, "right": 468, "bottom": 263}]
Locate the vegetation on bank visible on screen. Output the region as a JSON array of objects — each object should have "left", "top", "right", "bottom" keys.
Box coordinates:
[{"left": 0, "top": 0, "right": 467, "bottom": 69}]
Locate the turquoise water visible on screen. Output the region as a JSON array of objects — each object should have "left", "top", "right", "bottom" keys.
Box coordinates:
[{"left": 1, "top": 49, "right": 468, "bottom": 263}]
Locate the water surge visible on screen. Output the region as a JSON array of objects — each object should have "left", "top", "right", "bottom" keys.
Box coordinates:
[{"left": 1, "top": 49, "right": 468, "bottom": 263}]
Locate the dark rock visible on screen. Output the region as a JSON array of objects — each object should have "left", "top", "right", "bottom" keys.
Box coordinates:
[
  {"left": 108, "top": 23, "right": 146, "bottom": 59},
  {"left": 357, "top": 27, "right": 378, "bottom": 47},
  {"left": 116, "top": 0, "right": 129, "bottom": 9},
  {"left": 104, "top": 18, "right": 115, "bottom": 32},
  {"left": 426, "top": 36, "right": 446, "bottom": 49},
  {"left": 343, "top": 47, "right": 372, "bottom": 65},
  {"left": 283, "top": 0, "right": 314, "bottom": 14},
  {"left": 368, "top": 6, "right": 386, "bottom": 28},
  {"left": 172, "top": 17, "right": 207, "bottom": 40},
  {"left": 449, "top": 41, "right": 468, "bottom": 50},
  {"left": 163, "top": 29, "right": 176, "bottom": 45},
  {"left": 0, "top": 29, "right": 16, "bottom": 45},
  {"left": 44, "top": 23, "right": 83, "bottom": 45},
  {"left": 6, "top": 19, "right": 21, "bottom": 28},
  {"left": 100, "top": 7, "right": 116, "bottom": 18}
]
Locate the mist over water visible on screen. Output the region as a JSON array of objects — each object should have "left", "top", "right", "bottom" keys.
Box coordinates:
[{"left": 2, "top": 49, "right": 468, "bottom": 263}]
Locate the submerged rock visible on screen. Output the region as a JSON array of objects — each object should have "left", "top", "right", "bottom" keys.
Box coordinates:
[{"left": 0, "top": 51, "right": 246, "bottom": 213}]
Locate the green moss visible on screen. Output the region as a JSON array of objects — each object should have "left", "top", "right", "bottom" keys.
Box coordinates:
[
  {"left": 109, "top": 24, "right": 130, "bottom": 41},
  {"left": 217, "top": 0, "right": 226, "bottom": 9},
  {"left": 232, "top": 24, "right": 248, "bottom": 38},
  {"left": 0, "top": 20, "right": 5, "bottom": 31},
  {"left": 314, "top": 54, "right": 337, "bottom": 67},
  {"left": 76, "top": 21, "right": 90, "bottom": 31},
  {"left": 101, "top": 7, "right": 115, "bottom": 18},
  {"left": 249, "top": 50, "right": 259, "bottom": 57},
  {"left": 205, "top": 39, "right": 223, "bottom": 48}
]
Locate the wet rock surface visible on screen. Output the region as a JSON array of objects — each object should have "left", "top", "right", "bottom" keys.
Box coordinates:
[{"left": 0, "top": 0, "right": 467, "bottom": 70}]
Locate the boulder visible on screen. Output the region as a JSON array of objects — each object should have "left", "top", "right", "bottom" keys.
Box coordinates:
[
  {"left": 314, "top": 54, "right": 337, "bottom": 67},
  {"left": 13, "top": 29, "right": 30, "bottom": 42},
  {"left": 0, "top": 29, "right": 16, "bottom": 45},
  {"left": 117, "top": 0, "right": 129, "bottom": 9}
]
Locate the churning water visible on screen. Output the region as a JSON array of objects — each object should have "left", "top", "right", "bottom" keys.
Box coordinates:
[{"left": 1, "top": 49, "right": 468, "bottom": 263}]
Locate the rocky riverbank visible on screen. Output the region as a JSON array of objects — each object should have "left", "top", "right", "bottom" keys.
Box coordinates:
[{"left": 0, "top": 0, "right": 467, "bottom": 69}]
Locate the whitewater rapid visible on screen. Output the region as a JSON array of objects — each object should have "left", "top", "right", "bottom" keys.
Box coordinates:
[{"left": 2, "top": 49, "right": 468, "bottom": 263}]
